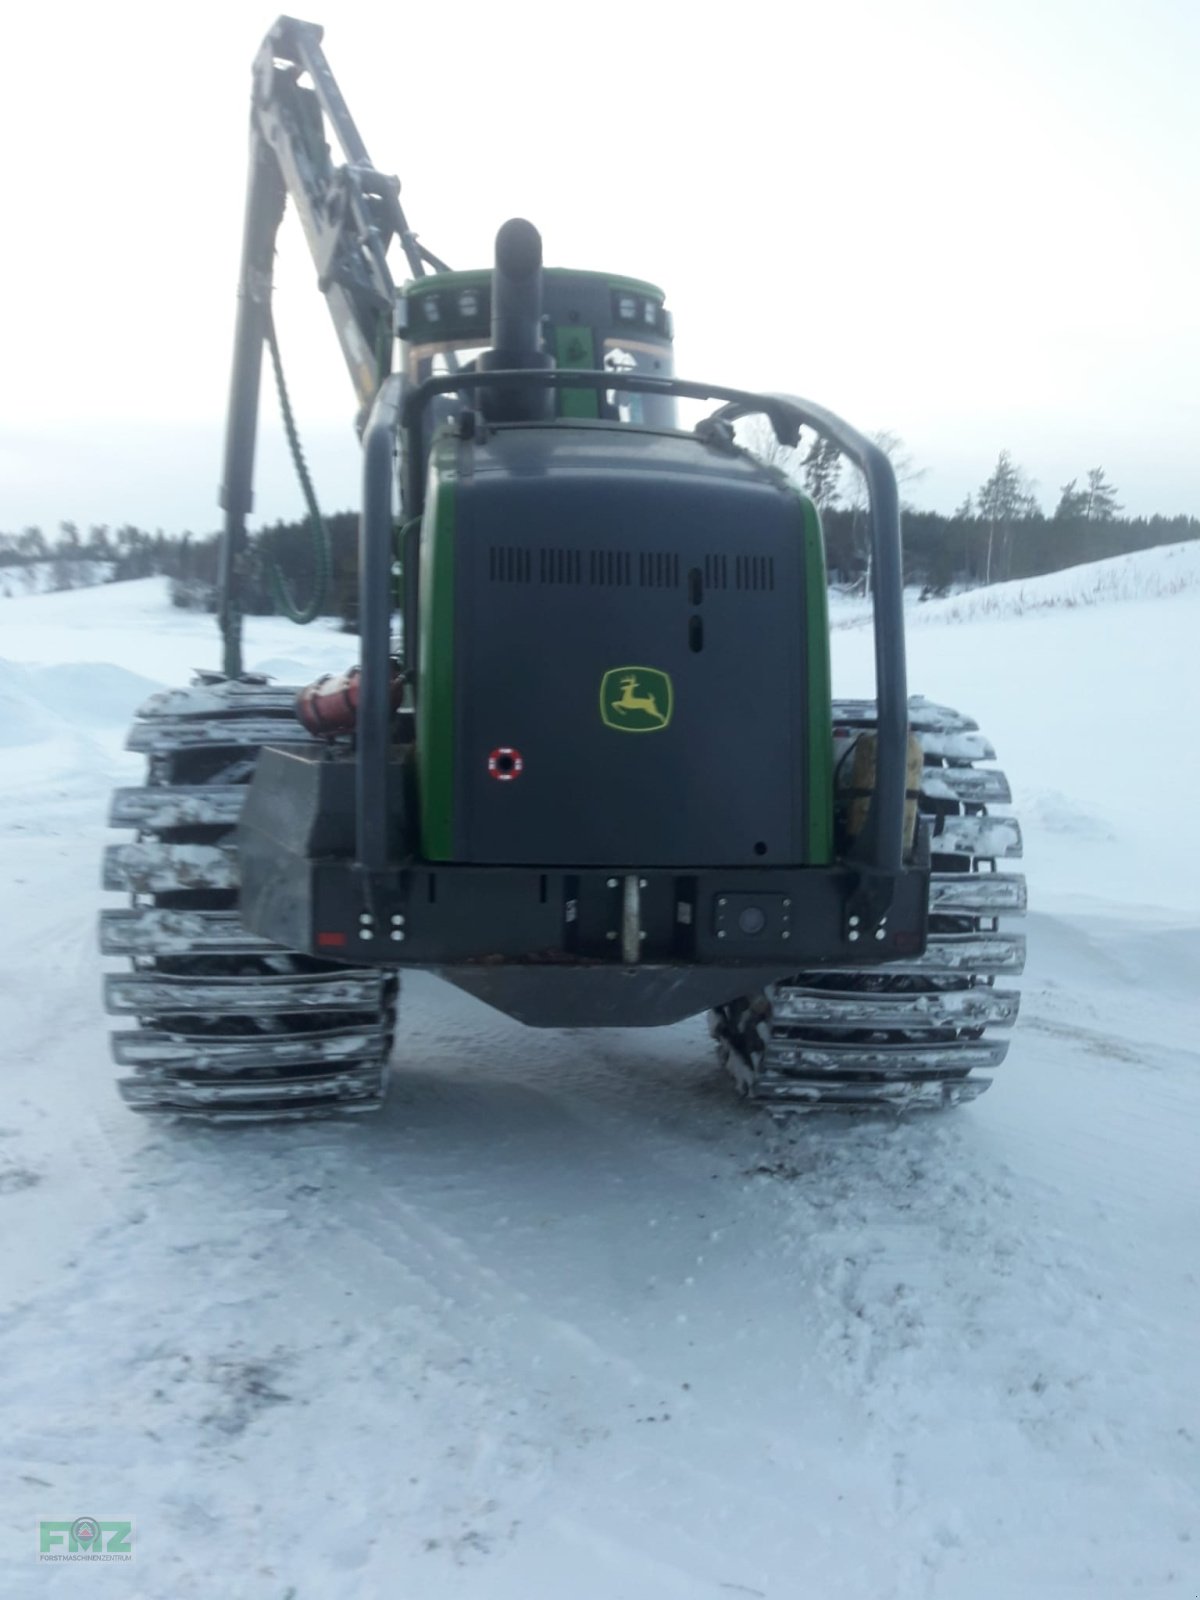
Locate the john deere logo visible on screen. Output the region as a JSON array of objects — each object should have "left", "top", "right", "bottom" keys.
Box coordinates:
[{"left": 600, "top": 667, "right": 673, "bottom": 732}]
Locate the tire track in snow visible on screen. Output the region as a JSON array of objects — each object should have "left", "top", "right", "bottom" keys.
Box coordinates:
[{"left": 740, "top": 1071, "right": 1199, "bottom": 1595}]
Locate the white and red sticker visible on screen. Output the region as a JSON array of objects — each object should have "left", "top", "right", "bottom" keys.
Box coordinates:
[{"left": 487, "top": 746, "right": 525, "bottom": 782}]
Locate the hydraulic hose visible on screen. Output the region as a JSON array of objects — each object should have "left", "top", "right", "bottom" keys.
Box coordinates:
[{"left": 263, "top": 304, "right": 331, "bottom": 624}]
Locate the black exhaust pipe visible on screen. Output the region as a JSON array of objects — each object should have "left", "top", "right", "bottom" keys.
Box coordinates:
[{"left": 477, "top": 218, "right": 554, "bottom": 422}]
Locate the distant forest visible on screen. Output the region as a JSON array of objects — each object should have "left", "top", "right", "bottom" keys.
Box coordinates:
[
  {"left": 755, "top": 435, "right": 1200, "bottom": 593},
  {"left": 2, "top": 444, "right": 1196, "bottom": 624}
]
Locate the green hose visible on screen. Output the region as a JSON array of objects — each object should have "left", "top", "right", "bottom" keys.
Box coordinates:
[{"left": 264, "top": 304, "right": 330, "bottom": 624}]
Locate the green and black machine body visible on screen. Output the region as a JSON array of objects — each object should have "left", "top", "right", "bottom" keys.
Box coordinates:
[{"left": 99, "top": 16, "right": 1026, "bottom": 1118}]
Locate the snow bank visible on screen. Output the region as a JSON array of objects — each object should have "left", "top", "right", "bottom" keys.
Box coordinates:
[
  {"left": 30, "top": 661, "right": 165, "bottom": 727},
  {"left": 0, "top": 559, "right": 114, "bottom": 599},
  {"left": 0, "top": 576, "right": 348, "bottom": 684},
  {"left": 914, "top": 540, "right": 1200, "bottom": 625},
  {"left": 0, "top": 660, "right": 54, "bottom": 747},
  {"left": 834, "top": 540, "right": 1200, "bottom": 631},
  {"left": 0, "top": 659, "right": 161, "bottom": 746}
]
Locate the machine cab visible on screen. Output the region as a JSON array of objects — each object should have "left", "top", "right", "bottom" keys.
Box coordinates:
[{"left": 399, "top": 268, "right": 678, "bottom": 429}]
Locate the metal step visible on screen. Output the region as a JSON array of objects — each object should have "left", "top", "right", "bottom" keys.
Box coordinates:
[
  {"left": 118, "top": 1063, "right": 385, "bottom": 1114},
  {"left": 831, "top": 699, "right": 997, "bottom": 762},
  {"left": 831, "top": 698, "right": 980, "bottom": 736},
  {"left": 109, "top": 785, "right": 247, "bottom": 830},
  {"left": 138, "top": 684, "right": 302, "bottom": 719},
  {"left": 920, "top": 766, "right": 1012, "bottom": 805},
  {"left": 770, "top": 985, "right": 1020, "bottom": 1029},
  {"left": 934, "top": 815, "right": 1023, "bottom": 859},
  {"left": 748, "top": 1075, "right": 992, "bottom": 1111},
  {"left": 111, "top": 1025, "right": 388, "bottom": 1070},
  {"left": 762, "top": 1036, "right": 1009, "bottom": 1073},
  {"left": 127, "top": 717, "right": 316, "bottom": 754},
  {"left": 830, "top": 697, "right": 997, "bottom": 762},
  {"left": 929, "top": 872, "right": 1026, "bottom": 914},
  {"left": 105, "top": 970, "right": 390, "bottom": 1017},
  {"left": 826, "top": 932, "right": 1025, "bottom": 977},
  {"left": 917, "top": 729, "right": 997, "bottom": 762},
  {"left": 119, "top": 1093, "right": 384, "bottom": 1122},
  {"left": 103, "top": 842, "right": 236, "bottom": 893},
  {"left": 100, "top": 908, "right": 271, "bottom": 956}
]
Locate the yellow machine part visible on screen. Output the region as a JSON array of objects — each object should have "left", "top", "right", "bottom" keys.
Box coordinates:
[{"left": 838, "top": 731, "right": 924, "bottom": 853}]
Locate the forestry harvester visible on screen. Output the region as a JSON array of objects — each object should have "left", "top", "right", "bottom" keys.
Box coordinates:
[{"left": 99, "top": 16, "right": 1026, "bottom": 1118}]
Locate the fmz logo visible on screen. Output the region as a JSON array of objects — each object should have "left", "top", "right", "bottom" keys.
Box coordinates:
[{"left": 38, "top": 1519, "right": 134, "bottom": 1561}]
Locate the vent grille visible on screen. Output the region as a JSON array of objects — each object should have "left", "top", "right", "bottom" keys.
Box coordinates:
[
  {"left": 704, "top": 553, "right": 775, "bottom": 591},
  {"left": 637, "top": 551, "right": 680, "bottom": 588},
  {"left": 589, "top": 549, "right": 632, "bottom": 587},
  {"left": 704, "top": 553, "right": 729, "bottom": 590},
  {"left": 735, "top": 554, "right": 775, "bottom": 591},
  {"left": 489, "top": 546, "right": 533, "bottom": 583},
  {"left": 539, "top": 547, "right": 583, "bottom": 584},
  {"left": 487, "top": 547, "right": 682, "bottom": 588}
]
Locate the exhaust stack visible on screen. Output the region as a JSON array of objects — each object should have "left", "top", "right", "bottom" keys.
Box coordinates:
[{"left": 477, "top": 218, "right": 554, "bottom": 421}]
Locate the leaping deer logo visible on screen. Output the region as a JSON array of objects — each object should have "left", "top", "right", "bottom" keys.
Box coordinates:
[
  {"left": 600, "top": 666, "right": 673, "bottom": 732},
  {"left": 611, "top": 674, "right": 666, "bottom": 725}
]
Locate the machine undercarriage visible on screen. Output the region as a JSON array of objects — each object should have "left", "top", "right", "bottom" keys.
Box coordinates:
[{"left": 103, "top": 684, "right": 1023, "bottom": 1118}]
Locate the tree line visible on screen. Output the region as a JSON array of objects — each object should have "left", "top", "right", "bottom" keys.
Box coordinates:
[
  {"left": 0, "top": 517, "right": 360, "bottom": 621},
  {"left": 0, "top": 523, "right": 181, "bottom": 588},
  {"left": 752, "top": 429, "right": 1197, "bottom": 593},
  {"left": 3, "top": 445, "right": 1196, "bottom": 621}
]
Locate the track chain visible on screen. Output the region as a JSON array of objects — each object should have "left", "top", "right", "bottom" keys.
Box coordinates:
[
  {"left": 709, "top": 697, "right": 1025, "bottom": 1112},
  {"left": 100, "top": 676, "right": 395, "bottom": 1119}
]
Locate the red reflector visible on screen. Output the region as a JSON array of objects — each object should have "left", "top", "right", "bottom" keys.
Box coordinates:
[
  {"left": 316, "top": 931, "right": 348, "bottom": 948},
  {"left": 487, "top": 746, "right": 525, "bottom": 781}
]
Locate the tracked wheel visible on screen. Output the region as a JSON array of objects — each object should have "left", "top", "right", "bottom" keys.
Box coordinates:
[
  {"left": 709, "top": 697, "right": 1026, "bottom": 1112},
  {"left": 100, "top": 676, "right": 396, "bottom": 1119}
]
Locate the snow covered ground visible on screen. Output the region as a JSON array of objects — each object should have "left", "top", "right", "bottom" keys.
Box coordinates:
[{"left": 1, "top": 553, "right": 1197, "bottom": 1598}]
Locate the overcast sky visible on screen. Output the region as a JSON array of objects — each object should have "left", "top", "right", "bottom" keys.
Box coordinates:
[{"left": 3, "top": 0, "right": 1196, "bottom": 535}]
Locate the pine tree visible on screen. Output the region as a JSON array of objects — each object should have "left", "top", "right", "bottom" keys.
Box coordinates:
[
  {"left": 1055, "top": 479, "right": 1089, "bottom": 520},
  {"left": 802, "top": 435, "right": 842, "bottom": 509},
  {"left": 739, "top": 416, "right": 802, "bottom": 480},
  {"left": 1083, "top": 467, "right": 1123, "bottom": 521},
  {"left": 977, "top": 451, "right": 1039, "bottom": 583},
  {"left": 873, "top": 430, "right": 927, "bottom": 502},
  {"left": 837, "top": 431, "right": 927, "bottom": 591}
]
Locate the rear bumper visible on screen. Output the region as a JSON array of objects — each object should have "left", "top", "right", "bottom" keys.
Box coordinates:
[
  {"left": 240, "top": 852, "right": 929, "bottom": 1025},
  {"left": 237, "top": 746, "right": 930, "bottom": 1027}
]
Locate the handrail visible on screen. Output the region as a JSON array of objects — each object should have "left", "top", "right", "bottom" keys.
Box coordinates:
[{"left": 357, "top": 373, "right": 404, "bottom": 872}]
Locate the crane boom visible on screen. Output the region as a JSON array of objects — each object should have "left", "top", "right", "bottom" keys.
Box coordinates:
[{"left": 217, "top": 14, "right": 446, "bottom": 676}]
